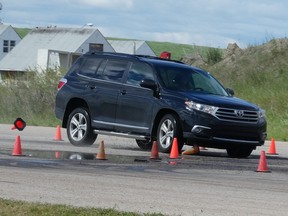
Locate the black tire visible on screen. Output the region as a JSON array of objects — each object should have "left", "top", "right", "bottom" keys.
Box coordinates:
[
  {"left": 67, "top": 107, "right": 97, "bottom": 146},
  {"left": 136, "top": 139, "right": 152, "bottom": 151},
  {"left": 157, "top": 114, "right": 184, "bottom": 153},
  {"left": 226, "top": 146, "right": 254, "bottom": 158}
]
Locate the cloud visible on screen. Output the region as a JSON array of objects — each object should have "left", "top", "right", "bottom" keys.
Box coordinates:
[
  {"left": 67, "top": 0, "right": 133, "bottom": 9},
  {"left": 1, "top": 0, "right": 288, "bottom": 47}
]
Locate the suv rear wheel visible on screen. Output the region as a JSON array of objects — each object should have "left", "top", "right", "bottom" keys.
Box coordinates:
[
  {"left": 136, "top": 139, "right": 152, "bottom": 151},
  {"left": 67, "top": 107, "right": 97, "bottom": 146},
  {"left": 157, "top": 114, "right": 184, "bottom": 153}
]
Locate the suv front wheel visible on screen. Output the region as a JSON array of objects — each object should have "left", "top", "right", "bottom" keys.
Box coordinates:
[
  {"left": 157, "top": 114, "right": 184, "bottom": 153},
  {"left": 67, "top": 107, "right": 97, "bottom": 146},
  {"left": 226, "top": 146, "right": 254, "bottom": 158}
]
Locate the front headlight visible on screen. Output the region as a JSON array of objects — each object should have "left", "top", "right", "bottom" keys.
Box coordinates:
[
  {"left": 258, "top": 109, "right": 266, "bottom": 119},
  {"left": 185, "top": 101, "right": 218, "bottom": 115}
]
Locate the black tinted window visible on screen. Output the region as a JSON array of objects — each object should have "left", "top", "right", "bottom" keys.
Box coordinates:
[
  {"left": 103, "top": 60, "right": 128, "bottom": 82},
  {"left": 79, "top": 57, "right": 103, "bottom": 78},
  {"left": 127, "top": 62, "right": 154, "bottom": 86}
]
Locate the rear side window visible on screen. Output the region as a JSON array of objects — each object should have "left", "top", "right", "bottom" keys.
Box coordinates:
[
  {"left": 78, "top": 57, "right": 103, "bottom": 78},
  {"left": 126, "top": 62, "right": 154, "bottom": 86},
  {"left": 102, "top": 60, "right": 128, "bottom": 82}
]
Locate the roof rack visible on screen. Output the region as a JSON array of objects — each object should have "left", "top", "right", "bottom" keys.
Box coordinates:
[
  {"left": 135, "top": 55, "right": 185, "bottom": 64},
  {"left": 85, "top": 51, "right": 185, "bottom": 64}
]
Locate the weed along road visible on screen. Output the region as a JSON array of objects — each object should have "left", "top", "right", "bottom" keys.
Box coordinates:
[{"left": 1, "top": 124, "right": 288, "bottom": 216}]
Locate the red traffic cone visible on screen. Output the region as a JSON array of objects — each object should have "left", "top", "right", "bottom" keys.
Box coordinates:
[
  {"left": 12, "top": 135, "right": 23, "bottom": 156},
  {"left": 96, "top": 140, "right": 106, "bottom": 160},
  {"left": 170, "top": 137, "right": 179, "bottom": 159},
  {"left": 54, "top": 125, "right": 63, "bottom": 141},
  {"left": 150, "top": 141, "right": 160, "bottom": 160},
  {"left": 256, "top": 150, "right": 270, "bottom": 172},
  {"left": 267, "top": 138, "right": 278, "bottom": 155}
]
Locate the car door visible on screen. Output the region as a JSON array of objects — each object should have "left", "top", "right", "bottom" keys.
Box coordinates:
[
  {"left": 87, "top": 58, "right": 129, "bottom": 130},
  {"left": 115, "top": 61, "right": 156, "bottom": 135}
]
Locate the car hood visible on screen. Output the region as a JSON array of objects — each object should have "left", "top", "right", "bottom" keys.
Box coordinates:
[{"left": 179, "top": 92, "right": 260, "bottom": 110}]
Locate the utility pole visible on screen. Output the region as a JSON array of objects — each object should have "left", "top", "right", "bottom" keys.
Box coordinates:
[{"left": 0, "top": 2, "right": 2, "bottom": 23}]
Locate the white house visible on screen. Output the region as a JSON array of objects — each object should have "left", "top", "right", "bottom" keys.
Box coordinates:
[
  {"left": 108, "top": 40, "right": 156, "bottom": 56},
  {"left": 0, "top": 24, "right": 21, "bottom": 60},
  {"left": 0, "top": 27, "right": 115, "bottom": 81}
]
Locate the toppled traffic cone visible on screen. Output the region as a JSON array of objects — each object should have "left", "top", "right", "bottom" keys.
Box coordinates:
[
  {"left": 256, "top": 150, "right": 270, "bottom": 172},
  {"left": 53, "top": 125, "right": 63, "bottom": 141},
  {"left": 182, "top": 145, "right": 200, "bottom": 155},
  {"left": 11, "top": 118, "right": 26, "bottom": 131},
  {"left": 96, "top": 140, "right": 106, "bottom": 160},
  {"left": 12, "top": 135, "right": 23, "bottom": 156},
  {"left": 170, "top": 137, "right": 179, "bottom": 159},
  {"left": 267, "top": 138, "right": 278, "bottom": 155},
  {"left": 150, "top": 141, "right": 160, "bottom": 160}
]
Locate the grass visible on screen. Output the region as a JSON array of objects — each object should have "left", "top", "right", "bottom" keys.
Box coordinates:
[
  {"left": 147, "top": 41, "right": 211, "bottom": 60},
  {"left": 0, "top": 69, "right": 62, "bottom": 127},
  {"left": 13, "top": 27, "right": 31, "bottom": 38},
  {"left": 0, "top": 198, "right": 163, "bottom": 216}
]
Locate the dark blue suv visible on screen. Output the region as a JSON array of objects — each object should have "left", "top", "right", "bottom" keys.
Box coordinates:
[{"left": 55, "top": 52, "right": 267, "bottom": 158}]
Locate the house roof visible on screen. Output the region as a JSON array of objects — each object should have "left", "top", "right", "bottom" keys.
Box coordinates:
[
  {"left": 0, "top": 24, "right": 10, "bottom": 35},
  {"left": 108, "top": 40, "right": 156, "bottom": 56},
  {"left": 0, "top": 27, "right": 109, "bottom": 71}
]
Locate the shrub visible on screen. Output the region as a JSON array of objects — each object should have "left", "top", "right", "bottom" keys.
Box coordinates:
[
  {"left": 0, "top": 68, "right": 63, "bottom": 126},
  {"left": 205, "top": 47, "right": 223, "bottom": 64}
]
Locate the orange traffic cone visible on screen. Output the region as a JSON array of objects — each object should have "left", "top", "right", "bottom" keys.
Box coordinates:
[
  {"left": 96, "top": 140, "right": 106, "bottom": 160},
  {"left": 12, "top": 135, "right": 23, "bottom": 156},
  {"left": 55, "top": 151, "right": 61, "bottom": 159},
  {"left": 256, "top": 150, "right": 270, "bottom": 172},
  {"left": 170, "top": 137, "right": 179, "bottom": 159},
  {"left": 267, "top": 138, "right": 278, "bottom": 155},
  {"left": 150, "top": 141, "right": 160, "bottom": 160},
  {"left": 54, "top": 125, "right": 63, "bottom": 141}
]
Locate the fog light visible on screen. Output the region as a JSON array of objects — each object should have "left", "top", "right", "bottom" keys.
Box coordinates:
[{"left": 192, "top": 125, "right": 211, "bottom": 133}]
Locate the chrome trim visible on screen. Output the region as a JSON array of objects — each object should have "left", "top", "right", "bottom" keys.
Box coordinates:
[
  {"left": 213, "top": 107, "right": 259, "bottom": 124},
  {"left": 93, "top": 120, "right": 149, "bottom": 130},
  {"left": 93, "top": 130, "right": 147, "bottom": 140},
  {"left": 191, "top": 125, "right": 211, "bottom": 132},
  {"left": 213, "top": 137, "right": 260, "bottom": 144}
]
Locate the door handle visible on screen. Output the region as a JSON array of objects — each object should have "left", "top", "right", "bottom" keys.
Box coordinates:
[
  {"left": 86, "top": 85, "right": 96, "bottom": 90},
  {"left": 120, "top": 90, "right": 127, "bottom": 95}
]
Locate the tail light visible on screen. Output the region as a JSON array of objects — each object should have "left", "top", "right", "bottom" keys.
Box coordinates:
[{"left": 57, "top": 78, "right": 67, "bottom": 90}]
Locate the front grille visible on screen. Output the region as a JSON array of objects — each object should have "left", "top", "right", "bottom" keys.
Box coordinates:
[{"left": 214, "top": 108, "right": 259, "bottom": 123}]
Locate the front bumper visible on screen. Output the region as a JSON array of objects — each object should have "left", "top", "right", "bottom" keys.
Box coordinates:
[{"left": 181, "top": 110, "right": 267, "bottom": 148}]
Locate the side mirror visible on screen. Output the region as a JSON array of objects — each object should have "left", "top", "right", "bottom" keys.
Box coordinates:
[
  {"left": 140, "top": 79, "right": 157, "bottom": 91},
  {"left": 226, "top": 88, "right": 234, "bottom": 96}
]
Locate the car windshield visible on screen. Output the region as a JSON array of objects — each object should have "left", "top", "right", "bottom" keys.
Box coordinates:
[{"left": 155, "top": 64, "right": 229, "bottom": 96}]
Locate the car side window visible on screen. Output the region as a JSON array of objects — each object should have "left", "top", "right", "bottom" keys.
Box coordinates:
[
  {"left": 102, "top": 59, "right": 128, "bottom": 82},
  {"left": 78, "top": 57, "right": 103, "bottom": 78},
  {"left": 126, "top": 62, "right": 154, "bottom": 86}
]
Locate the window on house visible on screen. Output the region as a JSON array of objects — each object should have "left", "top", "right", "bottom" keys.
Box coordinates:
[
  {"left": 3, "top": 40, "right": 8, "bottom": 53},
  {"left": 3, "top": 40, "right": 16, "bottom": 53},
  {"left": 89, "top": 43, "right": 103, "bottom": 52},
  {"left": 10, "top": 41, "right": 16, "bottom": 50}
]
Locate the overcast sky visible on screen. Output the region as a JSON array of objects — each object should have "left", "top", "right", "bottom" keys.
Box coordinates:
[{"left": 1, "top": 0, "right": 287, "bottom": 48}]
